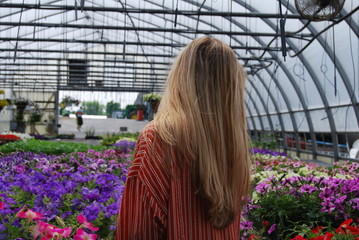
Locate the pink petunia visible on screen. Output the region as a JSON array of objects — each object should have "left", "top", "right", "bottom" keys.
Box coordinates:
[
  {"left": 77, "top": 214, "right": 99, "bottom": 231},
  {"left": 17, "top": 209, "right": 43, "bottom": 221},
  {"left": 74, "top": 228, "right": 97, "bottom": 240},
  {"left": 31, "top": 220, "right": 72, "bottom": 239}
]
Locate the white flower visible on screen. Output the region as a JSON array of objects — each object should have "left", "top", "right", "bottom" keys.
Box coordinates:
[
  {"left": 298, "top": 167, "right": 312, "bottom": 175},
  {"left": 0, "top": 130, "right": 33, "bottom": 140}
]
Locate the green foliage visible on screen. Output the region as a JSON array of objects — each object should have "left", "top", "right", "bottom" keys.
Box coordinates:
[
  {"left": 101, "top": 132, "right": 139, "bottom": 146},
  {"left": 249, "top": 191, "right": 330, "bottom": 239},
  {"left": 28, "top": 108, "right": 43, "bottom": 123},
  {"left": 251, "top": 134, "right": 278, "bottom": 150},
  {"left": 82, "top": 101, "right": 105, "bottom": 115},
  {"left": 106, "top": 101, "right": 120, "bottom": 117},
  {"left": 143, "top": 93, "right": 162, "bottom": 102},
  {"left": 122, "top": 104, "right": 136, "bottom": 119},
  {"left": 0, "top": 139, "right": 109, "bottom": 155}
]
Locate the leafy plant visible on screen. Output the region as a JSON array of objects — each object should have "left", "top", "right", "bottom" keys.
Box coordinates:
[
  {"left": 100, "top": 132, "right": 139, "bottom": 146},
  {"left": 251, "top": 134, "right": 278, "bottom": 150},
  {"left": 28, "top": 108, "right": 43, "bottom": 123},
  {"left": 85, "top": 127, "right": 102, "bottom": 139},
  {"left": 122, "top": 104, "right": 136, "bottom": 119},
  {"left": 143, "top": 93, "right": 162, "bottom": 102},
  {"left": 0, "top": 139, "right": 109, "bottom": 155},
  {"left": 0, "top": 99, "right": 9, "bottom": 107},
  {"left": 14, "top": 97, "right": 30, "bottom": 106}
]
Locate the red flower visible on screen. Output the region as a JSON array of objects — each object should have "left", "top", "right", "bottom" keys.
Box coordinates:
[
  {"left": 262, "top": 220, "right": 269, "bottom": 228},
  {"left": 323, "top": 232, "right": 334, "bottom": 240},
  {"left": 290, "top": 236, "right": 308, "bottom": 240},
  {"left": 336, "top": 219, "right": 354, "bottom": 234},
  {"left": 312, "top": 226, "right": 324, "bottom": 234},
  {"left": 0, "top": 134, "right": 21, "bottom": 141},
  {"left": 249, "top": 234, "right": 261, "bottom": 240},
  {"left": 346, "top": 226, "right": 359, "bottom": 235},
  {"left": 0, "top": 202, "right": 4, "bottom": 210},
  {"left": 310, "top": 236, "right": 324, "bottom": 240}
]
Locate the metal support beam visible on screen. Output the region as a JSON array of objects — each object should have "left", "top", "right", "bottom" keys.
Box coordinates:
[
  {"left": 0, "top": 22, "right": 313, "bottom": 38},
  {"left": 0, "top": 37, "right": 286, "bottom": 51},
  {"left": 0, "top": 3, "right": 306, "bottom": 19},
  {"left": 0, "top": 48, "right": 275, "bottom": 61}
]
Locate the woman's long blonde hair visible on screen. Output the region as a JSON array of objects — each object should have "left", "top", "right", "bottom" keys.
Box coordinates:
[{"left": 154, "top": 36, "right": 251, "bottom": 228}]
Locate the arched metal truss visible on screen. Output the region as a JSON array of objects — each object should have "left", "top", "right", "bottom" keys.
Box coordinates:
[{"left": 0, "top": 0, "right": 358, "bottom": 161}]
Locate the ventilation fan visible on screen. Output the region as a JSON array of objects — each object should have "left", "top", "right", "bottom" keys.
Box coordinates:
[{"left": 295, "top": 0, "right": 345, "bottom": 21}]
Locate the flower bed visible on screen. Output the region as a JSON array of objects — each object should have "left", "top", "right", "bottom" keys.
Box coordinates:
[
  {"left": 0, "top": 146, "right": 134, "bottom": 239},
  {"left": 0, "top": 144, "right": 358, "bottom": 239},
  {"left": 242, "top": 152, "right": 359, "bottom": 240}
]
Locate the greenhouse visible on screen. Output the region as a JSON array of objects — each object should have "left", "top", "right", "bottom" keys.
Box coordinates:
[{"left": 0, "top": 0, "right": 358, "bottom": 239}]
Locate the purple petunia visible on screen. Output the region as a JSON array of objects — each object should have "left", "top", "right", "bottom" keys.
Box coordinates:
[
  {"left": 268, "top": 224, "right": 277, "bottom": 234},
  {"left": 113, "top": 140, "right": 136, "bottom": 154},
  {"left": 350, "top": 198, "right": 359, "bottom": 210},
  {"left": 249, "top": 148, "right": 287, "bottom": 157},
  {"left": 240, "top": 221, "right": 253, "bottom": 230},
  {"left": 320, "top": 198, "right": 336, "bottom": 213},
  {"left": 318, "top": 187, "right": 334, "bottom": 199},
  {"left": 299, "top": 184, "right": 316, "bottom": 194}
]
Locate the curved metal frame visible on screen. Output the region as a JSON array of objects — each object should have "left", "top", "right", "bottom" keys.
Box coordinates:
[{"left": 0, "top": 0, "right": 357, "bottom": 161}]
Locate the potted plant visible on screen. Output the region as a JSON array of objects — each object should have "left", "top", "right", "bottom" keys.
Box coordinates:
[
  {"left": 12, "top": 111, "right": 26, "bottom": 133},
  {"left": 0, "top": 89, "right": 9, "bottom": 112},
  {"left": 28, "top": 107, "right": 43, "bottom": 134},
  {"left": 143, "top": 93, "right": 162, "bottom": 114},
  {"left": 10, "top": 98, "right": 30, "bottom": 133},
  {"left": 28, "top": 108, "right": 43, "bottom": 124},
  {"left": 14, "top": 98, "right": 30, "bottom": 112}
]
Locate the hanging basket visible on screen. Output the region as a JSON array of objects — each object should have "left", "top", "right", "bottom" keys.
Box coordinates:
[
  {"left": 150, "top": 100, "right": 160, "bottom": 114},
  {"left": 16, "top": 103, "right": 27, "bottom": 113}
]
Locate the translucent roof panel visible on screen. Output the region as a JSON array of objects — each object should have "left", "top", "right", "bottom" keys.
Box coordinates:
[{"left": 0, "top": 0, "right": 358, "bottom": 158}]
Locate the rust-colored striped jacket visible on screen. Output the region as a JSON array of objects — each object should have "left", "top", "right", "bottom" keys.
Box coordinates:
[{"left": 116, "top": 123, "right": 241, "bottom": 239}]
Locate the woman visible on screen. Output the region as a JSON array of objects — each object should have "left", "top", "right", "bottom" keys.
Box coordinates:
[
  {"left": 75, "top": 106, "right": 84, "bottom": 130},
  {"left": 116, "top": 36, "right": 251, "bottom": 239}
]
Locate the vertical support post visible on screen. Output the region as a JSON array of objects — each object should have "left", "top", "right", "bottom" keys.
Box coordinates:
[
  {"left": 55, "top": 59, "right": 60, "bottom": 134},
  {"left": 10, "top": 74, "right": 14, "bottom": 121}
]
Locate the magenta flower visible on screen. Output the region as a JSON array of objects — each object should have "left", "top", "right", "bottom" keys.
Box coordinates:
[
  {"left": 318, "top": 187, "right": 334, "bottom": 199},
  {"left": 32, "top": 221, "right": 72, "bottom": 239},
  {"left": 74, "top": 228, "right": 98, "bottom": 240},
  {"left": 299, "top": 184, "right": 316, "bottom": 194},
  {"left": 17, "top": 209, "right": 43, "bottom": 221},
  {"left": 320, "top": 198, "right": 336, "bottom": 213},
  {"left": 350, "top": 198, "right": 359, "bottom": 210},
  {"left": 240, "top": 221, "right": 253, "bottom": 230},
  {"left": 77, "top": 214, "right": 99, "bottom": 231},
  {"left": 268, "top": 223, "right": 277, "bottom": 234},
  {"left": 0, "top": 201, "right": 3, "bottom": 210},
  {"left": 255, "top": 182, "right": 270, "bottom": 194}
]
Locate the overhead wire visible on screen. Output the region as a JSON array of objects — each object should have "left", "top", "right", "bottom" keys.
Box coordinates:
[
  {"left": 319, "top": 26, "right": 340, "bottom": 121},
  {"left": 344, "top": 0, "right": 357, "bottom": 152},
  {"left": 289, "top": 5, "right": 359, "bottom": 57}
]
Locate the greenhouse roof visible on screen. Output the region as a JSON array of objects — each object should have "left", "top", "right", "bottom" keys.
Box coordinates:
[{"left": 0, "top": 0, "right": 358, "bottom": 159}]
